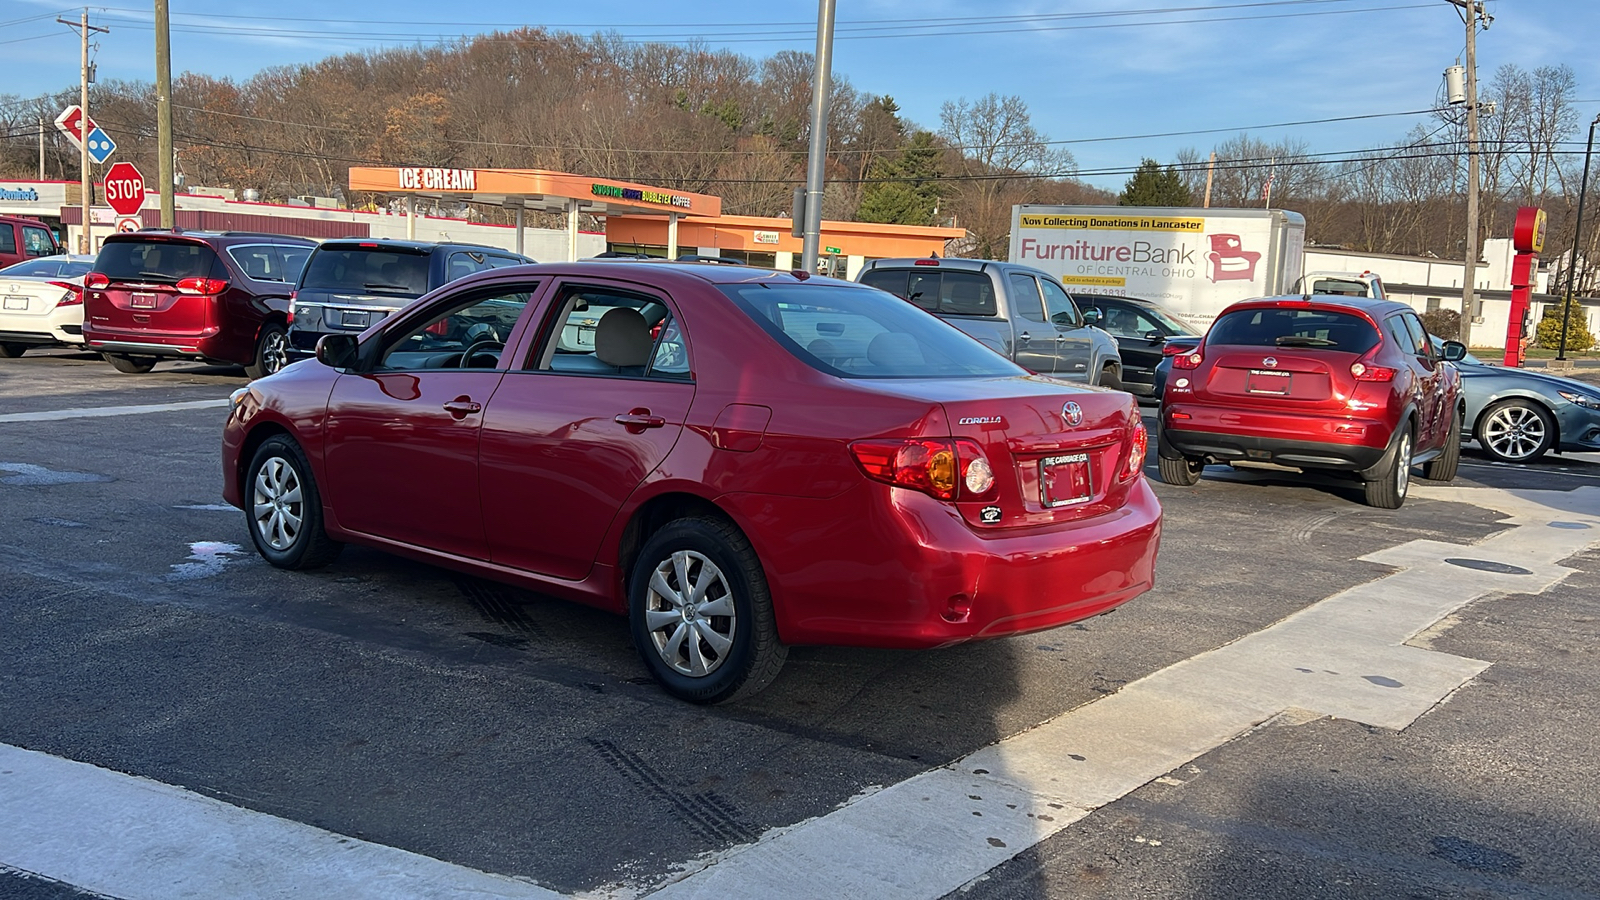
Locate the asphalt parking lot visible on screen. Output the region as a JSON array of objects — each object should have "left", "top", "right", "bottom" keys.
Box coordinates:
[{"left": 2, "top": 350, "right": 1598, "bottom": 899}]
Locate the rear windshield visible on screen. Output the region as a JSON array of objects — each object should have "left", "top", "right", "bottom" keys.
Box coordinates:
[
  {"left": 722, "top": 282, "right": 1022, "bottom": 379},
  {"left": 299, "top": 248, "right": 430, "bottom": 296},
  {"left": 0, "top": 257, "right": 91, "bottom": 278},
  {"left": 1208, "top": 307, "right": 1380, "bottom": 354},
  {"left": 861, "top": 267, "right": 998, "bottom": 317},
  {"left": 94, "top": 240, "right": 220, "bottom": 284}
]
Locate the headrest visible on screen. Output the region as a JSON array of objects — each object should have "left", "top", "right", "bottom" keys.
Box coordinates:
[
  {"left": 867, "top": 332, "right": 924, "bottom": 369},
  {"left": 595, "top": 307, "right": 652, "bottom": 368}
]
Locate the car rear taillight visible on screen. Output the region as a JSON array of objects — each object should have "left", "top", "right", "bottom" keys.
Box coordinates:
[
  {"left": 1172, "top": 350, "right": 1204, "bottom": 369},
  {"left": 49, "top": 281, "right": 84, "bottom": 306},
  {"left": 1350, "top": 348, "right": 1396, "bottom": 382},
  {"left": 913, "top": 258, "right": 940, "bottom": 266},
  {"left": 84, "top": 272, "right": 110, "bottom": 290},
  {"left": 850, "top": 437, "right": 997, "bottom": 501},
  {"left": 287, "top": 290, "right": 296, "bottom": 326},
  {"left": 176, "top": 277, "right": 229, "bottom": 295},
  {"left": 1124, "top": 419, "right": 1148, "bottom": 479}
]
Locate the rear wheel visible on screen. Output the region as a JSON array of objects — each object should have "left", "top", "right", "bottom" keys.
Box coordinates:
[
  {"left": 1475, "top": 399, "right": 1554, "bottom": 463},
  {"left": 246, "top": 323, "right": 290, "bottom": 380},
  {"left": 1422, "top": 406, "right": 1461, "bottom": 482},
  {"left": 1156, "top": 432, "right": 1204, "bottom": 486},
  {"left": 103, "top": 353, "right": 157, "bottom": 374},
  {"left": 1364, "top": 426, "right": 1413, "bottom": 509},
  {"left": 245, "top": 435, "right": 343, "bottom": 569},
  {"left": 0, "top": 342, "right": 30, "bottom": 358},
  {"left": 1099, "top": 362, "right": 1124, "bottom": 392},
  {"left": 628, "top": 516, "right": 786, "bottom": 704}
]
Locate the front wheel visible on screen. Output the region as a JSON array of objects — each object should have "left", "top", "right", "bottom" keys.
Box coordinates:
[
  {"left": 1099, "top": 362, "right": 1124, "bottom": 392},
  {"left": 245, "top": 435, "right": 343, "bottom": 569},
  {"left": 628, "top": 517, "right": 786, "bottom": 704},
  {"left": 1364, "top": 426, "right": 1413, "bottom": 509},
  {"left": 245, "top": 323, "right": 290, "bottom": 380},
  {"left": 1475, "top": 399, "right": 1554, "bottom": 464},
  {"left": 103, "top": 353, "right": 157, "bottom": 374}
]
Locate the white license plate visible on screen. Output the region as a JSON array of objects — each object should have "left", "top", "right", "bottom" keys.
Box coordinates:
[
  {"left": 339, "top": 310, "right": 370, "bottom": 328},
  {"left": 1040, "top": 452, "right": 1093, "bottom": 507},
  {"left": 1247, "top": 370, "right": 1291, "bottom": 394},
  {"left": 130, "top": 293, "right": 158, "bottom": 309},
  {"left": 3, "top": 295, "right": 28, "bottom": 311}
]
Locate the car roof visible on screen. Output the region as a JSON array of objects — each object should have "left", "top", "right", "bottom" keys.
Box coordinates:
[
  {"left": 1224, "top": 294, "right": 1413, "bottom": 319},
  {"left": 314, "top": 238, "right": 522, "bottom": 254},
  {"left": 106, "top": 230, "right": 317, "bottom": 247},
  {"left": 444, "top": 260, "right": 852, "bottom": 291}
]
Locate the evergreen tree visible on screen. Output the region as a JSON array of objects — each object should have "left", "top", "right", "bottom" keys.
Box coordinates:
[
  {"left": 858, "top": 131, "right": 944, "bottom": 225},
  {"left": 1118, "top": 158, "right": 1193, "bottom": 207},
  {"left": 1535, "top": 297, "right": 1596, "bottom": 352}
]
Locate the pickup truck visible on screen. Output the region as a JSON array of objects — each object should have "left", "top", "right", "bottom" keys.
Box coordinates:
[{"left": 858, "top": 257, "right": 1123, "bottom": 387}]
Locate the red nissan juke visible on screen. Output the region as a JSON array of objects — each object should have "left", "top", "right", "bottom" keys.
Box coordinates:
[{"left": 222, "top": 262, "right": 1162, "bottom": 702}]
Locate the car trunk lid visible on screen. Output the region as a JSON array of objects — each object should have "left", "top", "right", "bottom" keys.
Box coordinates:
[{"left": 87, "top": 238, "right": 223, "bottom": 340}]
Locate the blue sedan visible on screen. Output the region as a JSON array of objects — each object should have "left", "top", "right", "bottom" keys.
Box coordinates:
[{"left": 1441, "top": 343, "right": 1600, "bottom": 463}]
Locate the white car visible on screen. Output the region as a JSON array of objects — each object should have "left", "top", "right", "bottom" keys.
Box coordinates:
[{"left": 0, "top": 254, "right": 96, "bottom": 358}]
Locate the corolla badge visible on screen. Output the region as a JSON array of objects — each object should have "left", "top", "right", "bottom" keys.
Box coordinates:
[
  {"left": 1262, "top": 357, "right": 1278, "bottom": 368},
  {"left": 1062, "top": 401, "right": 1084, "bottom": 427}
]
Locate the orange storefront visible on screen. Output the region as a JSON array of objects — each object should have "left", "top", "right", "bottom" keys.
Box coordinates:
[{"left": 606, "top": 214, "right": 965, "bottom": 276}]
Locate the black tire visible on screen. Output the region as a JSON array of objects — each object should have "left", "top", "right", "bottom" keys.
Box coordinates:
[
  {"left": 0, "top": 342, "right": 30, "bottom": 358},
  {"left": 245, "top": 323, "right": 290, "bottom": 380},
  {"left": 1364, "top": 425, "right": 1414, "bottom": 509},
  {"left": 1422, "top": 406, "right": 1461, "bottom": 482},
  {"left": 244, "top": 435, "right": 343, "bottom": 569},
  {"left": 628, "top": 516, "right": 786, "bottom": 704},
  {"left": 1155, "top": 432, "right": 1203, "bottom": 486},
  {"left": 1474, "top": 398, "right": 1555, "bottom": 464},
  {"left": 1099, "top": 362, "right": 1124, "bottom": 392},
  {"left": 103, "top": 353, "right": 157, "bottom": 374}
]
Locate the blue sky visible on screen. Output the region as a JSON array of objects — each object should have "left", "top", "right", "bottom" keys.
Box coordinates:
[{"left": 5, "top": 0, "right": 1597, "bottom": 191}]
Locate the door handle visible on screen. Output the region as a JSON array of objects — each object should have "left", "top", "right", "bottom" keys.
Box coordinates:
[
  {"left": 442, "top": 397, "right": 482, "bottom": 419},
  {"left": 615, "top": 409, "right": 667, "bottom": 430},
  {"left": 1018, "top": 331, "right": 1032, "bottom": 343},
  {"left": 1054, "top": 334, "right": 1068, "bottom": 342}
]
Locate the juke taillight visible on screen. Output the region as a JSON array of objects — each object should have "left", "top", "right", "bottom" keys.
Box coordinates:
[{"left": 851, "top": 438, "right": 997, "bottom": 502}]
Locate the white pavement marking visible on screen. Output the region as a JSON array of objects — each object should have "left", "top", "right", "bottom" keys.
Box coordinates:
[
  {"left": 5, "top": 486, "right": 1598, "bottom": 900},
  {"left": 0, "top": 744, "right": 563, "bottom": 900},
  {"left": 647, "top": 485, "right": 1600, "bottom": 900},
  {"left": 0, "top": 399, "right": 228, "bottom": 423}
]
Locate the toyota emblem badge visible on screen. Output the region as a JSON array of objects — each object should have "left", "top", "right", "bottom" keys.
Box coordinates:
[
  {"left": 1062, "top": 401, "right": 1084, "bottom": 427},
  {"left": 1263, "top": 356, "right": 1278, "bottom": 368}
]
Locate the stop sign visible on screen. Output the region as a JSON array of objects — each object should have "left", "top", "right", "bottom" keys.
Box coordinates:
[{"left": 103, "top": 162, "right": 146, "bottom": 217}]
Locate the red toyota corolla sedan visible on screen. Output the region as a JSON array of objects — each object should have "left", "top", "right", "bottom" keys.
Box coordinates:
[
  {"left": 1158, "top": 295, "right": 1466, "bottom": 508},
  {"left": 222, "top": 263, "right": 1161, "bottom": 702}
]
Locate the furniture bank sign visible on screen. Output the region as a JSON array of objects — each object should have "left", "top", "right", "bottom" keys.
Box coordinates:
[{"left": 1010, "top": 205, "right": 1288, "bottom": 325}]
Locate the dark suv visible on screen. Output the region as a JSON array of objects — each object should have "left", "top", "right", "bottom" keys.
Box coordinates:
[
  {"left": 287, "top": 239, "right": 531, "bottom": 356},
  {"left": 1158, "top": 295, "right": 1466, "bottom": 508},
  {"left": 83, "top": 231, "right": 315, "bottom": 377}
]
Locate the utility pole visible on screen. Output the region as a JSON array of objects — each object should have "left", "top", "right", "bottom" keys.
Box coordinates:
[
  {"left": 1446, "top": 0, "right": 1485, "bottom": 349},
  {"left": 1203, "top": 152, "right": 1215, "bottom": 209},
  {"left": 38, "top": 117, "right": 45, "bottom": 179},
  {"left": 155, "top": 0, "right": 175, "bottom": 228},
  {"left": 800, "top": 0, "right": 837, "bottom": 276},
  {"left": 59, "top": 9, "right": 109, "bottom": 254}
]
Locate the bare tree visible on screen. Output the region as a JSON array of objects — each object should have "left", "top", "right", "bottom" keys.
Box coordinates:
[{"left": 938, "top": 93, "right": 1073, "bottom": 258}]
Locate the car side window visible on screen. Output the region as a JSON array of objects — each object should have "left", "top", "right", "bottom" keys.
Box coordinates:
[
  {"left": 1100, "top": 304, "right": 1161, "bottom": 340},
  {"left": 0, "top": 227, "right": 15, "bottom": 255},
  {"left": 23, "top": 227, "right": 54, "bottom": 256},
  {"left": 530, "top": 286, "right": 689, "bottom": 381},
  {"left": 1008, "top": 273, "right": 1045, "bottom": 322},
  {"left": 1039, "top": 279, "right": 1081, "bottom": 328},
  {"left": 275, "top": 245, "right": 312, "bottom": 282},
  {"left": 374, "top": 287, "right": 535, "bottom": 371},
  {"left": 446, "top": 251, "right": 488, "bottom": 284},
  {"left": 1400, "top": 312, "right": 1432, "bottom": 358}
]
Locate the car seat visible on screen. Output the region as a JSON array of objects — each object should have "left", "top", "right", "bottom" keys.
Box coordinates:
[{"left": 595, "top": 307, "right": 652, "bottom": 375}]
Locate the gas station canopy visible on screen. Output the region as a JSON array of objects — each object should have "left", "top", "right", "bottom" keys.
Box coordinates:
[{"left": 348, "top": 166, "right": 721, "bottom": 260}]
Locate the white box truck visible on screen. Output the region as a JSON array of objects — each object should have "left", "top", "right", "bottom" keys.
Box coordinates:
[{"left": 1009, "top": 206, "right": 1306, "bottom": 327}]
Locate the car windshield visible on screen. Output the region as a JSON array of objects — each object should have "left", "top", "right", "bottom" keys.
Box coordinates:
[
  {"left": 300, "top": 248, "right": 430, "bottom": 295},
  {"left": 722, "top": 281, "right": 1023, "bottom": 379},
  {"left": 1208, "top": 307, "right": 1379, "bottom": 354},
  {"left": 94, "top": 240, "right": 219, "bottom": 284}
]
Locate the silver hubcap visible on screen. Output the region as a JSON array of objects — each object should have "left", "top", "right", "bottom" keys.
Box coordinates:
[
  {"left": 251, "top": 456, "right": 303, "bottom": 551},
  {"left": 1483, "top": 405, "right": 1545, "bottom": 461},
  {"left": 1396, "top": 431, "right": 1412, "bottom": 498},
  {"left": 644, "top": 550, "right": 736, "bottom": 678},
  {"left": 262, "top": 330, "right": 289, "bottom": 374}
]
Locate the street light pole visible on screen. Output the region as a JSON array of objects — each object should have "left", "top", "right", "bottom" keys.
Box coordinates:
[
  {"left": 1556, "top": 113, "right": 1600, "bottom": 361},
  {"left": 799, "top": 0, "right": 836, "bottom": 276}
]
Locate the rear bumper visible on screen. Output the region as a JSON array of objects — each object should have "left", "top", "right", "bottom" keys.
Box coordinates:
[
  {"left": 0, "top": 306, "right": 85, "bottom": 345},
  {"left": 82, "top": 327, "right": 233, "bottom": 363},
  {"left": 719, "top": 479, "right": 1162, "bottom": 649},
  {"left": 1161, "top": 427, "right": 1387, "bottom": 470},
  {"left": 1161, "top": 402, "right": 1393, "bottom": 471}
]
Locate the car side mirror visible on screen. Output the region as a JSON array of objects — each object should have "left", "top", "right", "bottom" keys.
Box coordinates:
[
  {"left": 316, "top": 333, "right": 358, "bottom": 369},
  {"left": 1080, "top": 309, "right": 1100, "bottom": 326},
  {"left": 1441, "top": 340, "right": 1467, "bottom": 362}
]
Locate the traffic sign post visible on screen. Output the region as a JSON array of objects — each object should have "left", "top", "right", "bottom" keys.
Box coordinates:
[
  {"left": 115, "top": 216, "right": 142, "bottom": 234},
  {"left": 104, "top": 162, "right": 146, "bottom": 217}
]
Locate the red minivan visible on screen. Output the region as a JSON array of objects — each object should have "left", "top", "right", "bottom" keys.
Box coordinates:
[
  {"left": 1158, "top": 295, "right": 1466, "bottom": 508},
  {"left": 82, "top": 231, "right": 315, "bottom": 377},
  {"left": 0, "top": 215, "right": 61, "bottom": 269}
]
